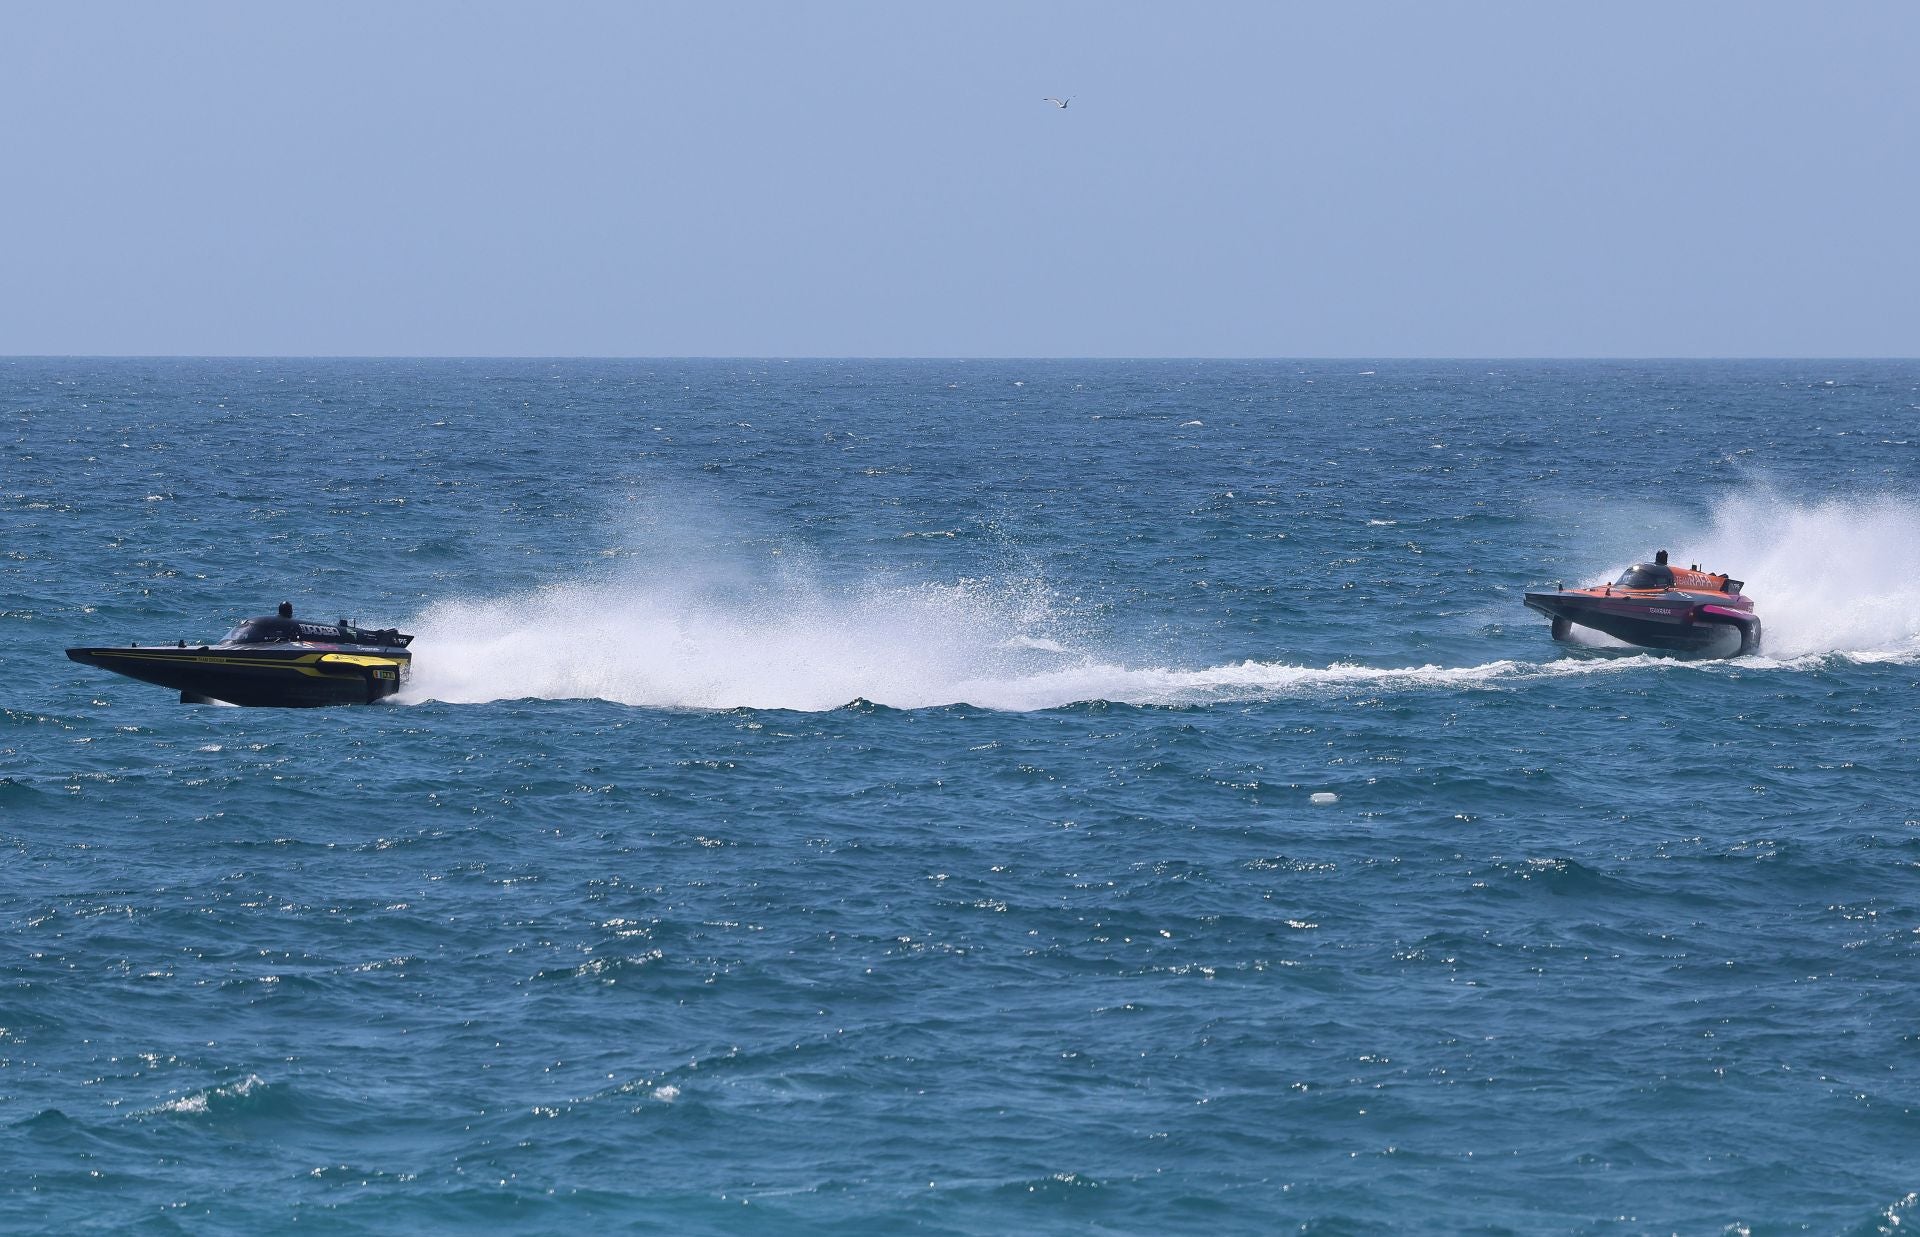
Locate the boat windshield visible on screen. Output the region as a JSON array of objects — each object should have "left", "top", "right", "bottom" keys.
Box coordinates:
[
  {"left": 221, "top": 618, "right": 300, "bottom": 644},
  {"left": 1615, "top": 564, "right": 1675, "bottom": 590}
]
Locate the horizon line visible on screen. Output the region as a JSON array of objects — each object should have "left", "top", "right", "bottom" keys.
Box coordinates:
[{"left": 4, "top": 354, "right": 1917, "bottom": 363}]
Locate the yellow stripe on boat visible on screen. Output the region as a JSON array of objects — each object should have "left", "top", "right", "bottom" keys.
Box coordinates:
[{"left": 87, "top": 650, "right": 406, "bottom": 678}]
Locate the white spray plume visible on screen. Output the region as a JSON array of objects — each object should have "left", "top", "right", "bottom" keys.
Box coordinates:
[
  {"left": 1660, "top": 490, "right": 1920, "bottom": 659},
  {"left": 403, "top": 565, "right": 1083, "bottom": 712}
]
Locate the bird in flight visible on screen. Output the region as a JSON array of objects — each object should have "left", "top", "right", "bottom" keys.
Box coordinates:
[{"left": 1043, "top": 97, "right": 1072, "bottom": 108}]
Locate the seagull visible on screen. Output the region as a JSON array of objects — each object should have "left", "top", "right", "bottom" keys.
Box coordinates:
[{"left": 1043, "top": 96, "right": 1072, "bottom": 109}]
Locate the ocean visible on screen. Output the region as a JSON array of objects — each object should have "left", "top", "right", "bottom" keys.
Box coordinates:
[{"left": 4, "top": 358, "right": 1918, "bottom": 1233}]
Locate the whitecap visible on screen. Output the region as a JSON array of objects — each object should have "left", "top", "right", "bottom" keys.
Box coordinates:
[{"left": 147, "top": 1073, "right": 265, "bottom": 1117}]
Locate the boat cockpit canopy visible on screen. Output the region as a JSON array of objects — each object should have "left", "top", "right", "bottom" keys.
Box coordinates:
[
  {"left": 222, "top": 617, "right": 301, "bottom": 644},
  {"left": 1615, "top": 563, "right": 1676, "bottom": 590},
  {"left": 220, "top": 617, "right": 413, "bottom": 648}
]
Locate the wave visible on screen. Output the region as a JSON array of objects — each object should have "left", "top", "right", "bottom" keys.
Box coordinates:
[{"left": 139, "top": 1074, "right": 281, "bottom": 1119}]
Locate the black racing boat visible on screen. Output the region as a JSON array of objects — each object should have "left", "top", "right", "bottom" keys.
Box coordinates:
[
  {"left": 68, "top": 603, "right": 413, "bottom": 707},
  {"left": 1523, "top": 550, "right": 1762, "bottom": 657}
]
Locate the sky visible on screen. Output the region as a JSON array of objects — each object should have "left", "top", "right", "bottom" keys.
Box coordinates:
[{"left": 1, "top": 1, "right": 1915, "bottom": 357}]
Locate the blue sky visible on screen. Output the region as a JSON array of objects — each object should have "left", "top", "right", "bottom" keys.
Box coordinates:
[{"left": 2, "top": 1, "right": 1914, "bottom": 356}]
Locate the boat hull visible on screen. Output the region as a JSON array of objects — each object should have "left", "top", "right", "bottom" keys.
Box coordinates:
[
  {"left": 66, "top": 645, "right": 408, "bottom": 707},
  {"left": 1523, "top": 591, "right": 1761, "bottom": 656}
]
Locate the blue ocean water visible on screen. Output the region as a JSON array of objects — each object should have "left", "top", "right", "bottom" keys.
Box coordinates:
[{"left": 4, "top": 358, "right": 1919, "bottom": 1234}]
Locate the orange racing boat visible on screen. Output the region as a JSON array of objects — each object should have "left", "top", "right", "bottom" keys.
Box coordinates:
[{"left": 1523, "top": 550, "right": 1761, "bottom": 657}]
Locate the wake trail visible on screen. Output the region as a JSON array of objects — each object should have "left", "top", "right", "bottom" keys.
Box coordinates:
[{"left": 399, "top": 491, "right": 1920, "bottom": 713}]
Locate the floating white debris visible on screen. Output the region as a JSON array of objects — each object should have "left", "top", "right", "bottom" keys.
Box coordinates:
[{"left": 1310, "top": 792, "right": 1339, "bottom": 805}]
